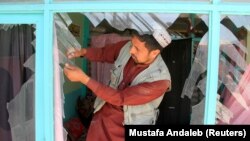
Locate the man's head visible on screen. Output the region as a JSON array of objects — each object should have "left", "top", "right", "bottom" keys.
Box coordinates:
[
  {"left": 130, "top": 32, "right": 167, "bottom": 65},
  {"left": 130, "top": 34, "right": 163, "bottom": 64}
]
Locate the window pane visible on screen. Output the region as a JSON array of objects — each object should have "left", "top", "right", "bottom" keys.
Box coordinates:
[
  {"left": 54, "top": 13, "right": 209, "bottom": 141},
  {"left": 0, "top": 24, "right": 35, "bottom": 140},
  {"left": 216, "top": 15, "right": 250, "bottom": 124}
]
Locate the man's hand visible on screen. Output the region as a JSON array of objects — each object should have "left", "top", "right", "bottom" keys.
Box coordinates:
[
  {"left": 67, "top": 48, "right": 87, "bottom": 59},
  {"left": 63, "top": 63, "right": 90, "bottom": 84}
]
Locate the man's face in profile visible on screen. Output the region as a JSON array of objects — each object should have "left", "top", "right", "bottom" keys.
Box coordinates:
[{"left": 130, "top": 36, "right": 159, "bottom": 65}]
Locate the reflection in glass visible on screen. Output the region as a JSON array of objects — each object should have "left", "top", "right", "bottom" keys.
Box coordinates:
[
  {"left": 0, "top": 24, "right": 35, "bottom": 141},
  {"left": 217, "top": 15, "right": 250, "bottom": 124}
]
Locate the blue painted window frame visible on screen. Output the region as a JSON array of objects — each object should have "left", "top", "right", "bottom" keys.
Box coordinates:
[
  {"left": 1, "top": 0, "right": 250, "bottom": 140},
  {"left": 0, "top": 13, "right": 46, "bottom": 140}
]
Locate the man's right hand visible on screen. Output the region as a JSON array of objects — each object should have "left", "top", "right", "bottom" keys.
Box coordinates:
[{"left": 67, "top": 48, "right": 87, "bottom": 59}]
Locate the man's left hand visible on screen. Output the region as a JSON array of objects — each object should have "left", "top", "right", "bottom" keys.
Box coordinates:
[{"left": 63, "top": 63, "right": 90, "bottom": 84}]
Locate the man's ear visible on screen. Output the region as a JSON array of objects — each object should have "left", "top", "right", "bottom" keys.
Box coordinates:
[{"left": 150, "top": 49, "right": 160, "bottom": 58}]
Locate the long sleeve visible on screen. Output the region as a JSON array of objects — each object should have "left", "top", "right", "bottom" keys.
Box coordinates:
[
  {"left": 86, "top": 78, "right": 170, "bottom": 106},
  {"left": 85, "top": 40, "right": 129, "bottom": 63}
]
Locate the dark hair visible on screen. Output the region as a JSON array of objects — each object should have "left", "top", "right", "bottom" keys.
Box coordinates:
[{"left": 131, "top": 30, "right": 163, "bottom": 52}]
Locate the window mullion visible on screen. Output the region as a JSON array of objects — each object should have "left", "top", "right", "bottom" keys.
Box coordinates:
[
  {"left": 42, "top": 7, "right": 55, "bottom": 141},
  {"left": 204, "top": 10, "right": 220, "bottom": 124}
]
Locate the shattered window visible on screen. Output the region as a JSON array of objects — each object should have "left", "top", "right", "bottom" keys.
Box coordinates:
[
  {"left": 54, "top": 13, "right": 210, "bottom": 140},
  {"left": 180, "top": 14, "right": 209, "bottom": 124},
  {"left": 216, "top": 15, "right": 250, "bottom": 124},
  {"left": 0, "top": 24, "right": 35, "bottom": 141}
]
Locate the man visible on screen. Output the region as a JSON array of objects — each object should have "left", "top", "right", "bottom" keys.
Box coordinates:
[{"left": 64, "top": 29, "right": 171, "bottom": 141}]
